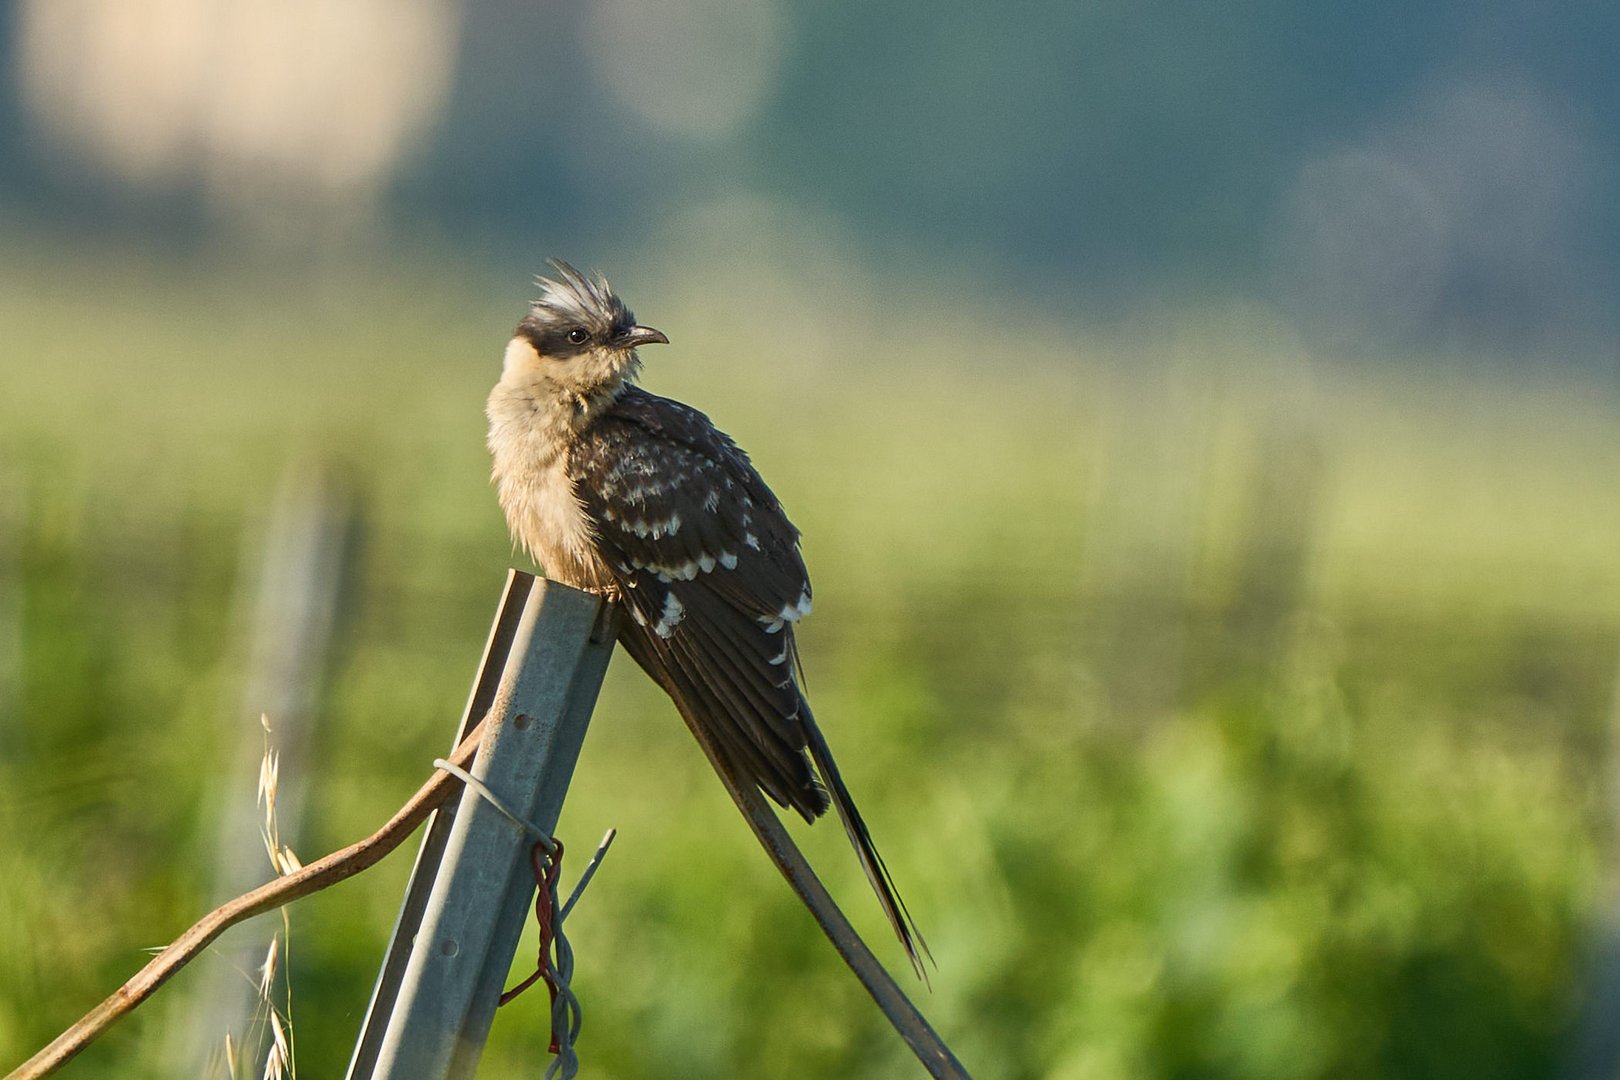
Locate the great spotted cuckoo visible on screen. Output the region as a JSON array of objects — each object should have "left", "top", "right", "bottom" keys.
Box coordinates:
[{"left": 485, "top": 260, "right": 924, "bottom": 975}]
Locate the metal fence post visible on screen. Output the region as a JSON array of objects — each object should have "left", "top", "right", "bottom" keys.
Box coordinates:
[{"left": 346, "top": 572, "right": 615, "bottom": 1080}]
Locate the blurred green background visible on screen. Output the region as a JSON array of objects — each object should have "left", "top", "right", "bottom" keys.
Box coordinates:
[{"left": 3, "top": 2, "right": 1620, "bottom": 1078}]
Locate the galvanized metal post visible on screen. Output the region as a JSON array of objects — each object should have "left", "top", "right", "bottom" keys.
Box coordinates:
[{"left": 346, "top": 572, "right": 615, "bottom": 1080}]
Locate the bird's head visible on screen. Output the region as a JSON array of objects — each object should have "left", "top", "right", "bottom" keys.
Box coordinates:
[{"left": 502, "top": 260, "right": 669, "bottom": 402}]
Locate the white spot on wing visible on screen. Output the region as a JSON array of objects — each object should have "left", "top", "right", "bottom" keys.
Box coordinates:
[
  {"left": 774, "top": 593, "right": 812, "bottom": 623},
  {"left": 629, "top": 514, "right": 681, "bottom": 539},
  {"left": 626, "top": 484, "right": 669, "bottom": 504},
  {"left": 654, "top": 592, "right": 685, "bottom": 638},
  {"left": 719, "top": 551, "right": 738, "bottom": 570}
]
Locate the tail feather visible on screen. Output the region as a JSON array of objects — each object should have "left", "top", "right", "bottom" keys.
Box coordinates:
[
  {"left": 801, "top": 704, "right": 932, "bottom": 981},
  {"left": 619, "top": 620, "right": 931, "bottom": 979}
]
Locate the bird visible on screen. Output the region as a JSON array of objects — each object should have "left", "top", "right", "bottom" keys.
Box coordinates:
[{"left": 485, "top": 260, "right": 924, "bottom": 976}]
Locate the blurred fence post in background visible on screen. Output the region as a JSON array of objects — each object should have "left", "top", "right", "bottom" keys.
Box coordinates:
[
  {"left": 1564, "top": 648, "right": 1620, "bottom": 1080},
  {"left": 166, "top": 462, "right": 361, "bottom": 1076},
  {"left": 1080, "top": 384, "right": 1208, "bottom": 722},
  {"left": 0, "top": 475, "right": 19, "bottom": 751},
  {"left": 347, "top": 572, "right": 613, "bottom": 1080},
  {"left": 1221, "top": 425, "right": 1326, "bottom": 673}
]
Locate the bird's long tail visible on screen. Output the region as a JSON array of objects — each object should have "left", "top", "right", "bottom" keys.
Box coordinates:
[
  {"left": 676, "top": 711, "right": 965, "bottom": 1077},
  {"left": 801, "top": 705, "right": 931, "bottom": 981},
  {"left": 617, "top": 622, "right": 962, "bottom": 1072}
]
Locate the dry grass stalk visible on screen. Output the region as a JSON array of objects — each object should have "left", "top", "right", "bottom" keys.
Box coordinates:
[
  {"left": 3, "top": 716, "right": 493, "bottom": 1080},
  {"left": 249, "top": 718, "right": 297, "bottom": 1080}
]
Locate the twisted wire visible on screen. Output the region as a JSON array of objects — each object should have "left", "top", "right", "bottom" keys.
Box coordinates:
[{"left": 433, "top": 758, "right": 615, "bottom": 1079}]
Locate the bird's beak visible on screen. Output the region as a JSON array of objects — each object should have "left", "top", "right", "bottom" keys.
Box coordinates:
[{"left": 617, "top": 325, "right": 669, "bottom": 350}]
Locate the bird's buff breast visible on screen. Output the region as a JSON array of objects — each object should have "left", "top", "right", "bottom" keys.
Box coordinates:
[{"left": 487, "top": 388, "right": 615, "bottom": 592}]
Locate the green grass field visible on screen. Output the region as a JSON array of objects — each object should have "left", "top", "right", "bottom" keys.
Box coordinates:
[{"left": 1, "top": 247, "right": 1616, "bottom": 1078}]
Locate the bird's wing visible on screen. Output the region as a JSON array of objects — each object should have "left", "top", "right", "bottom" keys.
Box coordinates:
[
  {"left": 570, "top": 390, "right": 933, "bottom": 977},
  {"left": 570, "top": 390, "right": 928, "bottom": 974},
  {"left": 569, "top": 390, "right": 823, "bottom": 817}
]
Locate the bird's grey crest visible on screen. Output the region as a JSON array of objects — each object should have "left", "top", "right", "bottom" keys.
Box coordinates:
[{"left": 528, "top": 259, "right": 633, "bottom": 334}]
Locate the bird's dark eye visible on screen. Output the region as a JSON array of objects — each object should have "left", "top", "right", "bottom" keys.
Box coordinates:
[{"left": 566, "top": 327, "right": 590, "bottom": 345}]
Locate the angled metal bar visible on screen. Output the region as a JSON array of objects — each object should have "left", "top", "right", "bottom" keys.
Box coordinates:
[
  {"left": 353, "top": 575, "right": 614, "bottom": 1080},
  {"left": 346, "top": 569, "right": 534, "bottom": 1075},
  {"left": 346, "top": 569, "right": 535, "bottom": 1080}
]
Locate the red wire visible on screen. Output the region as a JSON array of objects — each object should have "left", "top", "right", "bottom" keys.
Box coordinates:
[{"left": 498, "top": 838, "right": 566, "bottom": 1055}]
